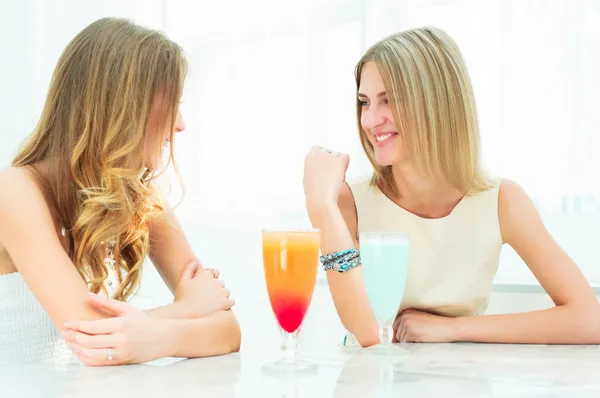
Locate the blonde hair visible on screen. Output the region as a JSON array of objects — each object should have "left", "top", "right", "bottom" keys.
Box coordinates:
[
  {"left": 12, "top": 18, "right": 187, "bottom": 300},
  {"left": 355, "top": 27, "right": 491, "bottom": 197}
]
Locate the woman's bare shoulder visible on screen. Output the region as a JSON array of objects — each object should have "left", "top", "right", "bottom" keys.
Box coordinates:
[
  {"left": 0, "top": 166, "right": 51, "bottom": 230},
  {"left": 0, "top": 166, "right": 46, "bottom": 204}
]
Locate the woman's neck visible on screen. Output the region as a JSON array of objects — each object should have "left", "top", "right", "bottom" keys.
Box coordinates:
[
  {"left": 30, "top": 158, "right": 53, "bottom": 181},
  {"left": 386, "top": 163, "right": 464, "bottom": 219}
]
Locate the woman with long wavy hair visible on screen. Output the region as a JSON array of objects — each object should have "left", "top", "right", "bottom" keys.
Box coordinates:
[{"left": 0, "top": 17, "right": 240, "bottom": 365}]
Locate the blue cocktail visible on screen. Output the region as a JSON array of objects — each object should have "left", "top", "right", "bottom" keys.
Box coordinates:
[{"left": 360, "top": 231, "right": 409, "bottom": 352}]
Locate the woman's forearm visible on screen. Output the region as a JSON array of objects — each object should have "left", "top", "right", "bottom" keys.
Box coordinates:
[
  {"left": 455, "top": 305, "right": 600, "bottom": 344},
  {"left": 157, "top": 310, "right": 241, "bottom": 358},
  {"left": 145, "top": 302, "right": 191, "bottom": 319},
  {"left": 308, "top": 203, "right": 380, "bottom": 346}
]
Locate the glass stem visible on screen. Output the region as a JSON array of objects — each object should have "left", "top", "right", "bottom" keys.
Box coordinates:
[
  {"left": 380, "top": 321, "right": 393, "bottom": 345},
  {"left": 282, "top": 330, "right": 299, "bottom": 362}
]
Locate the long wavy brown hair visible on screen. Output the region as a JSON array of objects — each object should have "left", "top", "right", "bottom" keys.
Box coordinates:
[{"left": 12, "top": 17, "right": 187, "bottom": 300}]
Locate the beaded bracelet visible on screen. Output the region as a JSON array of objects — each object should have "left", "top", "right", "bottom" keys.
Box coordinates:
[{"left": 319, "top": 248, "right": 360, "bottom": 273}]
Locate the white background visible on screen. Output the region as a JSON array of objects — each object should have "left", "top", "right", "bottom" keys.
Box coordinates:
[{"left": 1, "top": 0, "right": 600, "bottom": 317}]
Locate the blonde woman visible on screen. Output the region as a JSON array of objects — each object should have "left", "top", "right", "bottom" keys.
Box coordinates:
[
  {"left": 303, "top": 27, "right": 600, "bottom": 347},
  {"left": 0, "top": 18, "right": 240, "bottom": 365}
]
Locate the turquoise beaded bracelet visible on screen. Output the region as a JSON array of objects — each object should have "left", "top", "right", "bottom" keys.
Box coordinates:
[{"left": 319, "top": 248, "right": 360, "bottom": 273}]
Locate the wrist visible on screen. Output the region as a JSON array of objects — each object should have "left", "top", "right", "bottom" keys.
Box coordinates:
[
  {"left": 153, "top": 317, "right": 178, "bottom": 358},
  {"left": 146, "top": 300, "right": 192, "bottom": 319},
  {"left": 306, "top": 200, "right": 339, "bottom": 224},
  {"left": 170, "top": 299, "right": 194, "bottom": 319},
  {"left": 450, "top": 316, "right": 467, "bottom": 342}
]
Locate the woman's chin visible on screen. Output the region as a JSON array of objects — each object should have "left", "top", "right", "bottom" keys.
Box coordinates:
[
  {"left": 143, "top": 157, "right": 162, "bottom": 172},
  {"left": 374, "top": 153, "right": 397, "bottom": 167}
]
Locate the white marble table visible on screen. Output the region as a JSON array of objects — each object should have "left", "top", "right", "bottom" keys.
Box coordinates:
[{"left": 3, "top": 343, "right": 600, "bottom": 398}]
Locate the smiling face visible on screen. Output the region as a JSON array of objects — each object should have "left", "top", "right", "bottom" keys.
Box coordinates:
[
  {"left": 357, "top": 61, "right": 405, "bottom": 167},
  {"left": 354, "top": 27, "right": 490, "bottom": 196}
]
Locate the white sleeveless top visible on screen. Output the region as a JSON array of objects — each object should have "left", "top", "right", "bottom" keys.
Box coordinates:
[
  {"left": 345, "top": 176, "right": 503, "bottom": 344},
  {"left": 0, "top": 168, "right": 123, "bottom": 364},
  {"left": 0, "top": 270, "right": 120, "bottom": 365}
]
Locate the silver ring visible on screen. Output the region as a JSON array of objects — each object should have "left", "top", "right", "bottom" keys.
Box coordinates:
[{"left": 107, "top": 348, "right": 113, "bottom": 361}]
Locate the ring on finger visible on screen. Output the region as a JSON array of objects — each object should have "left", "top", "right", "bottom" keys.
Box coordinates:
[{"left": 106, "top": 348, "right": 113, "bottom": 361}]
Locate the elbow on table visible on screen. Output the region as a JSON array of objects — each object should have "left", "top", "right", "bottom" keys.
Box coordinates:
[
  {"left": 358, "top": 336, "right": 381, "bottom": 348},
  {"left": 351, "top": 326, "right": 380, "bottom": 348},
  {"left": 198, "top": 310, "right": 241, "bottom": 357},
  {"left": 567, "top": 304, "right": 600, "bottom": 345},
  {"left": 229, "top": 317, "right": 242, "bottom": 353},
  {"left": 580, "top": 316, "right": 600, "bottom": 345},
  {"left": 221, "top": 310, "right": 241, "bottom": 354}
]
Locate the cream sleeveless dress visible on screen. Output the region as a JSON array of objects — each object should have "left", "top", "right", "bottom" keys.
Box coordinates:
[{"left": 344, "top": 176, "right": 503, "bottom": 345}]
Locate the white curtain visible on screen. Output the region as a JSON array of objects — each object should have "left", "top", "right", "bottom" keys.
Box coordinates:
[
  {"left": 167, "top": 0, "right": 600, "bottom": 216},
  {"left": 362, "top": 0, "right": 600, "bottom": 213},
  {"left": 2, "top": 0, "right": 599, "bottom": 286},
  {"left": 167, "top": 0, "right": 600, "bottom": 284}
]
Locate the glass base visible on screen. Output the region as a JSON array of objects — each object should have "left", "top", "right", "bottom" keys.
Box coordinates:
[
  {"left": 261, "top": 358, "right": 318, "bottom": 375},
  {"left": 360, "top": 343, "right": 411, "bottom": 357}
]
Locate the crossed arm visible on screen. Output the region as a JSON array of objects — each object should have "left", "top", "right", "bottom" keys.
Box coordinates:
[{"left": 0, "top": 168, "right": 240, "bottom": 365}]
